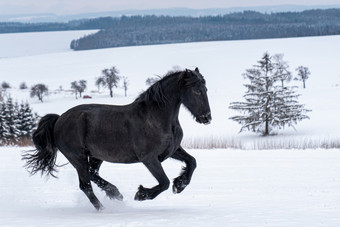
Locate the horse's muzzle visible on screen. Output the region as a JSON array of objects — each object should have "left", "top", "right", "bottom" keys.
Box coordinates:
[{"left": 196, "top": 112, "right": 212, "bottom": 125}]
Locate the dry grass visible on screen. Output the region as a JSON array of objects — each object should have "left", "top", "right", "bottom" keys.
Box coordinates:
[
  {"left": 181, "top": 136, "right": 340, "bottom": 150},
  {"left": 1, "top": 136, "right": 340, "bottom": 150},
  {"left": 0, "top": 137, "right": 34, "bottom": 147}
]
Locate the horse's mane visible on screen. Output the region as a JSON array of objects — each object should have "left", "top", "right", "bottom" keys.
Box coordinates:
[
  {"left": 135, "top": 71, "right": 183, "bottom": 107},
  {"left": 135, "top": 69, "right": 205, "bottom": 107}
]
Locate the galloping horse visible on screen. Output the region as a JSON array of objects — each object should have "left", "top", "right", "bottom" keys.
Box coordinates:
[{"left": 23, "top": 68, "right": 212, "bottom": 210}]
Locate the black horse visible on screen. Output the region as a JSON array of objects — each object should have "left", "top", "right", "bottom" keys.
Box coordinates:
[{"left": 23, "top": 68, "right": 212, "bottom": 210}]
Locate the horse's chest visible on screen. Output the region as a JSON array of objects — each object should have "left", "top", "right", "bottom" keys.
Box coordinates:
[{"left": 158, "top": 124, "right": 183, "bottom": 162}]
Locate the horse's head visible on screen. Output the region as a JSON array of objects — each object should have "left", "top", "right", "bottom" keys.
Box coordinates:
[{"left": 180, "top": 68, "right": 212, "bottom": 125}]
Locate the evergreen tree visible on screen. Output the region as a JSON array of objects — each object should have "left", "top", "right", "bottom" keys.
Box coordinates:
[
  {"left": 0, "top": 98, "right": 37, "bottom": 145},
  {"left": 3, "top": 98, "right": 20, "bottom": 141},
  {"left": 17, "top": 102, "right": 36, "bottom": 138},
  {"left": 0, "top": 102, "right": 10, "bottom": 143},
  {"left": 229, "top": 52, "right": 311, "bottom": 136}
]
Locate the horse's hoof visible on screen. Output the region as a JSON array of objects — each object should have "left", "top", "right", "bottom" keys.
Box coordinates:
[
  {"left": 116, "top": 193, "right": 124, "bottom": 201},
  {"left": 94, "top": 203, "right": 104, "bottom": 211},
  {"left": 109, "top": 192, "right": 123, "bottom": 201},
  {"left": 134, "top": 185, "right": 150, "bottom": 201},
  {"left": 106, "top": 192, "right": 124, "bottom": 201},
  {"left": 173, "top": 177, "right": 187, "bottom": 194},
  {"left": 134, "top": 192, "right": 145, "bottom": 201},
  {"left": 104, "top": 185, "right": 124, "bottom": 201}
]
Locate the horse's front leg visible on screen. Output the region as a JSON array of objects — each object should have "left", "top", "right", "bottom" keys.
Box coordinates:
[
  {"left": 134, "top": 157, "right": 170, "bottom": 201},
  {"left": 171, "top": 146, "right": 197, "bottom": 194}
]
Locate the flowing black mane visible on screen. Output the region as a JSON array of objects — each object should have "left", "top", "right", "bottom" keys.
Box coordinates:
[
  {"left": 135, "top": 69, "right": 205, "bottom": 106},
  {"left": 134, "top": 71, "right": 181, "bottom": 106}
]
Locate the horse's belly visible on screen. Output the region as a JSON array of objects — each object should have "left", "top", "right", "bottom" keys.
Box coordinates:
[{"left": 89, "top": 146, "right": 140, "bottom": 164}]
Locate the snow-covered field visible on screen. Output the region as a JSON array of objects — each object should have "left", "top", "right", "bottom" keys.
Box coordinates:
[
  {"left": 1, "top": 32, "right": 340, "bottom": 145},
  {"left": 2, "top": 147, "right": 340, "bottom": 226},
  {"left": 1, "top": 31, "right": 340, "bottom": 226},
  {"left": 0, "top": 30, "right": 98, "bottom": 58}
]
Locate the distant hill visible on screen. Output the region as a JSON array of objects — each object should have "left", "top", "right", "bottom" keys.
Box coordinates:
[
  {"left": 1, "top": 8, "right": 340, "bottom": 51},
  {"left": 70, "top": 9, "right": 340, "bottom": 50},
  {"left": 1, "top": 5, "right": 340, "bottom": 23}
]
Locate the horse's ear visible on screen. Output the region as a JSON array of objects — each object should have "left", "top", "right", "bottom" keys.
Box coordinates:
[
  {"left": 195, "top": 67, "right": 199, "bottom": 73},
  {"left": 179, "top": 71, "right": 186, "bottom": 80},
  {"left": 179, "top": 70, "right": 190, "bottom": 87}
]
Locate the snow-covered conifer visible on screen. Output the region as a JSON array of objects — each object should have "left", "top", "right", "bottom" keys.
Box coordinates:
[
  {"left": 3, "top": 97, "right": 20, "bottom": 141},
  {"left": 17, "top": 102, "right": 36, "bottom": 138},
  {"left": 0, "top": 102, "right": 10, "bottom": 143},
  {"left": 229, "top": 52, "right": 311, "bottom": 136}
]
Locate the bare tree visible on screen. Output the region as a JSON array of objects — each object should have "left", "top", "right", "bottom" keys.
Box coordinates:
[
  {"left": 71, "top": 80, "right": 87, "bottom": 99},
  {"left": 30, "top": 84, "right": 48, "bottom": 102},
  {"left": 19, "top": 82, "right": 28, "bottom": 90},
  {"left": 295, "top": 66, "right": 311, "bottom": 89},
  {"left": 71, "top": 81, "right": 79, "bottom": 99},
  {"left": 77, "top": 80, "right": 87, "bottom": 98},
  {"left": 272, "top": 54, "right": 292, "bottom": 87},
  {"left": 1, "top": 82, "right": 11, "bottom": 89},
  {"left": 122, "top": 77, "right": 129, "bottom": 97},
  {"left": 96, "top": 66, "right": 120, "bottom": 97},
  {"left": 145, "top": 77, "right": 159, "bottom": 86}
]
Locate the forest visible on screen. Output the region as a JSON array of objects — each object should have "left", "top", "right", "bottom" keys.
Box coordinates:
[
  {"left": 69, "top": 9, "right": 340, "bottom": 50},
  {"left": 1, "top": 9, "right": 340, "bottom": 50}
]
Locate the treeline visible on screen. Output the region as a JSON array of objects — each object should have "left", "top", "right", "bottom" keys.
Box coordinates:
[
  {"left": 70, "top": 9, "right": 340, "bottom": 50},
  {"left": 0, "top": 17, "right": 119, "bottom": 33},
  {"left": 0, "top": 97, "right": 38, "bottom": 146},
  {"left": 1, "top": 9, "right": 340, "bottom": 48}
]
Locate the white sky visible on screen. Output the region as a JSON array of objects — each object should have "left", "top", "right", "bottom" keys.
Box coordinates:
[{"left": 0, "top": 0, "right": 339, "bottom": 15}]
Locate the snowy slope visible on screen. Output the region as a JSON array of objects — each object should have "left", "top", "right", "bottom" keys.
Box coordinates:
[
  {"left": 0, "top": 30, "right": 98, "bottom": 58},
  {"left": 1, "top": 32, "right": 340, "bottom": 142}
]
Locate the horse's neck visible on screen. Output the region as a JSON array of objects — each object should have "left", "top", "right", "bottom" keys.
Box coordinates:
[
  {"left": 153, "top": 94, "right": 181, "bottom": 122},
  {"left": 162, "top": 81, "right": 182, "bottom": 119},
  {"left": 150, "top": 82, "right": 182, "bottom": 125}
]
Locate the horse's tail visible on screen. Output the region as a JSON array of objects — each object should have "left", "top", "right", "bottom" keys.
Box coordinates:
[{"left": 23, "top": 114, "right": 60, "bottom": 178}]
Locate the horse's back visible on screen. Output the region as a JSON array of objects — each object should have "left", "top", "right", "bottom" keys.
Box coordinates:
[{"left": 54, "top": 103, "right": 142, "bottom": 163}]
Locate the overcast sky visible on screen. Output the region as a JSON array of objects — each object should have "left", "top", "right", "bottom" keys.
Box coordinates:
[{"left": 1, "top": 0, "right": 339, "bottom": 15}]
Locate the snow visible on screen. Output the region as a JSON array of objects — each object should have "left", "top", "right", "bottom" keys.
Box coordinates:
[
  {"left": 1, "top": 32, "right": 340, "bottom": 142},
  {"left": 1, "top": 31, "right": 340, "bottom": 225},
  {"left": 0, "top": 30, "right": 98, "bottom": 58},
  {"left": 1, "top": 147, "right": 340, "bottom": 226}
]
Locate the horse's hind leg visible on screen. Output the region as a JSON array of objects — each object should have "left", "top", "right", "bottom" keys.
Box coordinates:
[
  {"left": 134, "top": 158, "right": 170, "bottom": 201},
  {"left": 62, "top": 151, "right": 103, "bottom": 210},
  {"left": 171, "top": 146, "right": 197, "bottom": 194},
  {"left": 89, "top": 157, "right": 123, "bottom": 201},
  {"left": 78, "top": 173, "right": 103, "bottom": 211}
]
